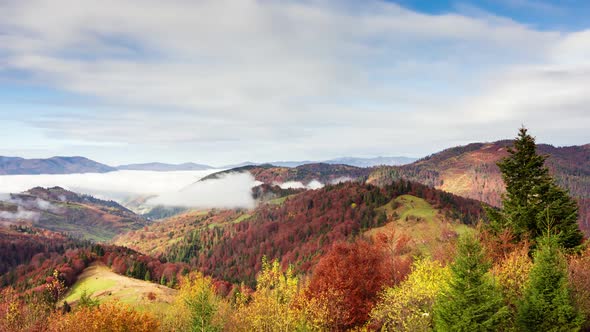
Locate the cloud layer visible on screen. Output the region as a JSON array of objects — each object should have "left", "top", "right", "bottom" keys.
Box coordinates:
[
  {"left": 0, "top": 170, "right": 217, "bottom": 198},
  {"left": 0, "top": 1, "right": 588, "bottom": 164},
  {"left": 0, "top": 170, "right": 268, "bottom": 209},
  {"left": 147, "top": 172, "right": 260, "bottom": 209}
]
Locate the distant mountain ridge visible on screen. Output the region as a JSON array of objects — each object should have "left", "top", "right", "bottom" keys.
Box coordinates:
[
  {"left": 0, "top": 155, "right": 416, "bottom": 175},
  {"left": 324, "top": 156, "right": 417, "bottom": 167},
  {"left": 221, "top": 156, "right": 417, "bottom": 168},
  {"left": 0, "top": 156, "right": 115, "bottom": 175},
  {"left": 116, "top": 162, "right": 213, "bottom": 171}
]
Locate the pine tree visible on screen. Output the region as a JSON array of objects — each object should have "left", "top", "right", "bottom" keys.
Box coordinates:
[
  {"left": 434, "top": 234, "right": 508, "bottom": 331},
  {"left": 517, "top": 236, "right": 584, "bottom": 331},
  {"left": 488, "top": 127, "right": 583, "bottom": 249}
]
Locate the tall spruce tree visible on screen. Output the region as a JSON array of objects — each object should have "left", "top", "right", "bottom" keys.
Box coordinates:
[
  {"left": 517, "top": 236, "right": 584, "bottom": 331},
  {"left": 434, "top": 234, "right": 508, "bottom": 331},
  {"left": 488, "top": 127, "right": 583, "bottom": 249}
]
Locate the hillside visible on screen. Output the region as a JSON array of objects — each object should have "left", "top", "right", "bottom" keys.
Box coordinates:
[
  {"left": 64, "top": 263, "right": 176, "bottom": 312},
  {"left": 367, "top": 141, "right": 590, "bottom": 234},
  {"left": 0, "top": 156, "right": 115, "bottom": 174},
  {"left": 0, "top": 223, "right": 189, "bottom": 307},
  {"left": 0, "top": 187, "right": 149, "bottom": 242},
  {"left": 202, "top": 163, "right": 371, "bottom": 187},
  {"left": 114, "top": 180, "right": 485, "bottom": 285},
  {"left": 0, "top": 225, "right": 82, "bottom": 279},
  {"left": 365, "top": 194, "right": 472, "bottom": 256}
]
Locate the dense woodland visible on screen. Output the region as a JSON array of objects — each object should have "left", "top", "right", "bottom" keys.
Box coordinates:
[
  {"left": 0, "top": 128, "right": 589, "bottom": 331},
  {"left": 164, "top": 179, "right": 484, "bottom": 285}
]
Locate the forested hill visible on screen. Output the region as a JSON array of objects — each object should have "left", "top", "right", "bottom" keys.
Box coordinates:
[
  {"left": 367, "top": 141, "right": 590, "bottom": 233},
  {"left": 0, "top": 187, "right": 149, "bottom": 242},
  {"left": 115, "top": 179, "right": 485, "bottom": 285},
  {"left": 200, "top": 163, "right": 371, "bottom": 186}
]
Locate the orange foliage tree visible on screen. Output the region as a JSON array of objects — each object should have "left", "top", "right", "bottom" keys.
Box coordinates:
[
  {"left": 47, "top": 302, "right": 160, "bottom": 332},
  {"left": 569, "top": 246, "right": 590, "bottom": 329}
]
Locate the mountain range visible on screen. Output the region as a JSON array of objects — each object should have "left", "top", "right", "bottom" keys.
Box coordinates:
[
  {"left": 0, "top": 156, "right": 115, "bottom": 175},
  {"left": 0, "top": 156, "right": 417, "bottom": 174},
  {"left": 250, "top": 156, "right": 417, "bottom": 168}
]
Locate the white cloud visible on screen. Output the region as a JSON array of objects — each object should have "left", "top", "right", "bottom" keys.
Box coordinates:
[
  {"left": 147, "top": 172, "right": 259, "bottom": 209},
  {"left": 278, "top": 180, "right": 324, "bottom": 190},
  {"left": 0, "top": 0, "right": 588, "bottom": 163},
  {"left": 329, "top": 177, "right": 354, "bottom": 185},
  {"left": 0, "top": 169, "right": 219, "bottom": 201},
  {"left": 0, "top": 169, "right": 263, "bottom": 209},
  {"left": 9, "top": 197, "right": 63, "bottom": 214}
]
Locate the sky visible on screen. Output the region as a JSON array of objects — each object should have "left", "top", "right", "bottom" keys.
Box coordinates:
[{"left": 0, "top": 0, "right": 589, "bottom": 167}]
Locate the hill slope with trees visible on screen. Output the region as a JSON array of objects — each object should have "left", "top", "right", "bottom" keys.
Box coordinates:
[
  {"left": 0, "top": 187, "right": 149, "bottom": 241},
  {"left": 368, "top": 140, "right": 590, "bottom": 234}
]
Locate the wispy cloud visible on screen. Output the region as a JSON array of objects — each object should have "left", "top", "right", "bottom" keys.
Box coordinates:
[{"left": 0, "top": 206, "right": 40, "bottom": 221}]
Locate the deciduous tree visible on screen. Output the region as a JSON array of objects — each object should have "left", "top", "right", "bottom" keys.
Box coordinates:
[{"left": 370, "top": 259, "right": 451, "bottom": 331}]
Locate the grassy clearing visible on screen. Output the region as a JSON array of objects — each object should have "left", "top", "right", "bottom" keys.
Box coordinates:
[
  {"left": 208, "top": 212, "right": 252, "bottom": 229},
  {"left": 266, "top": 195, "right": 290, "bottom": 206},
  {"left": 64, "top": 263, "right": 177, "bottom": 313},
  {"left": 231, "top": 213, "right": 252, "bottom": 224},
  {"left": 367, "top": 194, "right": 474, "bottom": 256}
]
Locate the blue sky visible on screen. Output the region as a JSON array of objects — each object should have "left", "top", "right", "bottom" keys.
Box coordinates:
[{"left": 0, "top": 0, "right": 589, "bottom": 166}]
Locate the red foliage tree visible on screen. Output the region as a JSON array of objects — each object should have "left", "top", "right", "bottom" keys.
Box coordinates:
[{"left": 306, "top": 237, "right": 411, "bottom": 330}]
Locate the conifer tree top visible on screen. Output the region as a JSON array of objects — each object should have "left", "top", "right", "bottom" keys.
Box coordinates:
[{"left": 489, "top": 127, "right": 583, "bottom": 249}]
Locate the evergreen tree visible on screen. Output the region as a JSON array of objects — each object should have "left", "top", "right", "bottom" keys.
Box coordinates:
[
  {"left": 517, "top": 236, "right": 584, "bottom": 331},
  {"left": 434, "top": 234, "right": 508, "bottom": 331},
  {"left": 487, "top": 127, "right": 583, "bottom": 249}
]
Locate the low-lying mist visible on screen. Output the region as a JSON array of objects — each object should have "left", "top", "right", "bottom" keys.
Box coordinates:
[
  {"left": 0, "top": 169, "right": 335, "bottom": 211},
  {"left": 0, "top": 170, "right": 263, "bottom": 210},
  {"left": 147, "top": 172, "right": 261, "bottom": 209}
]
